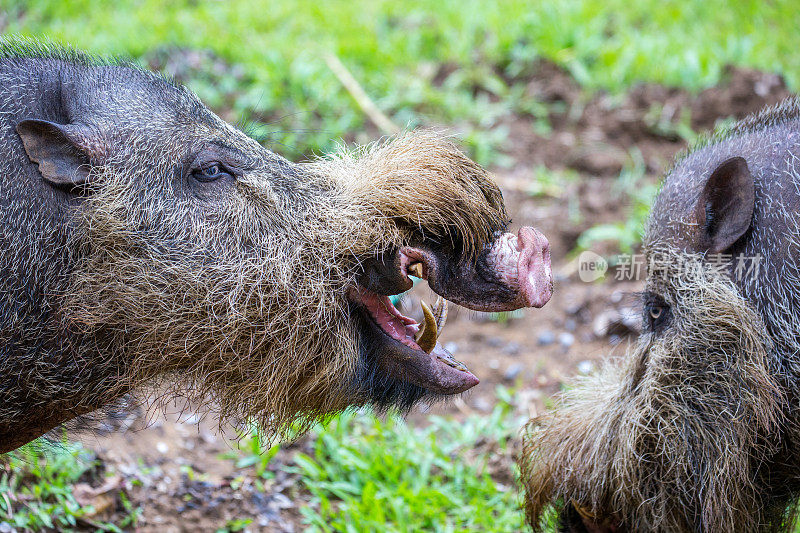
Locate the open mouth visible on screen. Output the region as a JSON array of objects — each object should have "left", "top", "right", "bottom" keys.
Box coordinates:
[
  {"left": 348, "top": 226, "right": 552, "bottom": 395},
  {"left": 348, "top": 276, "right": 479, "bottom": 395}
]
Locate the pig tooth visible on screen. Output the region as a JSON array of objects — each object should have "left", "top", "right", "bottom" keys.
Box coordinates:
[
  {"left": 415, "top": 300, "right": 438, "bottom": 353},
  {"left": 407, "top": 262, "right": 424, "bottom": 278},
  {"left": 432, "top": 296, "right": 448, "bottom": 334}
]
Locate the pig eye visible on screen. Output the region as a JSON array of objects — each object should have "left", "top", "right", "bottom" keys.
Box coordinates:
[
  {"left": 644, "top": 294, "right": 671, "bottom": 334},
  {"left": 191, "top": 163, "right": 233, "bottom": 183}
]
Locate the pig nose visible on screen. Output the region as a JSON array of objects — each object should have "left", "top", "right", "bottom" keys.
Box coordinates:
[{"left": 516, "top": 226, "right": 553, "bottom": 308}]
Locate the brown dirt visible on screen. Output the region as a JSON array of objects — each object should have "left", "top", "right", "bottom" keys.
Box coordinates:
[
  {"left": 68, "top": 63, "right": 793, "bottom": 531},
  {"left": 508, "top": 60, "right": 791, "bottom": 178}
]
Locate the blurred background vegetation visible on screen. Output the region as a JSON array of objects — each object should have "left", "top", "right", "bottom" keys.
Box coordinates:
[
  {"left": 2, "top": 1, "right": 800, "bottom": 531},
  {"left": 3, "top": 0, "right": 798, "bottom": 165}
]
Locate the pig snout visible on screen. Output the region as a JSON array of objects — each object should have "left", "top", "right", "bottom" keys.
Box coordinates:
[{"left": 487, "top": 227, "right": 552, "bottom": 309}]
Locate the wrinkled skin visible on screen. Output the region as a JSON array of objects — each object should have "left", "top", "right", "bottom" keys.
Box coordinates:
[
  {"left": 0, "top": 41, "right": 552, "bottom": 453},
  {"left": 522, "top": 97, "right": 800, "bottom": 532}
]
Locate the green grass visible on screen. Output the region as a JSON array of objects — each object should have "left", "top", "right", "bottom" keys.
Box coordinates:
[
  {"left": 3, "top": 0, "right": 799, "bottom": 161},
  {"left": 1, "top": 393, "right": 525, "bottom": 532},
  {"left": 295, "top": 409, "right": 523, "bottom": 532},
  {"left": 0, "top": 437, "right": 138, "bottom": 532},
  {"left": 230, "top": 387, "right": 527, "bottom": 532}
]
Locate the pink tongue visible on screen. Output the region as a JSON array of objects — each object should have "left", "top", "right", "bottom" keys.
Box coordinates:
[
  {"left": 355, "top": 287, "right": 420, "bottom": 348},
  {"left": 376, "top": 312, "right": 416, "bottom": 343}
]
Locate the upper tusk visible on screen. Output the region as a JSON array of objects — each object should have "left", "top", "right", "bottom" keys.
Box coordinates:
[
  {"left": 572, "top": 502, "right": 599, "bottom": 523},
  {"left": 415, "top": 300, "right": 438, "bottom": 353},
  {"left": 407, "top": 262, "right": 424, "bottom": 278}
]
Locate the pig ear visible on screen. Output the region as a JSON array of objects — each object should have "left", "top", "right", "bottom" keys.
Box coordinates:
[
  {"left": 694, "top": 156, "right": 754, "bottom": 253},
  {"left": 16, "top": 119, "right": 105, "bottom": 187}
]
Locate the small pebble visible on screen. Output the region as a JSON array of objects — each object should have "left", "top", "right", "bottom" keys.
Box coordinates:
[
  {"left": 577, "top": 360, "right": 595, "bottom": 374},
  {"left": 272, "top": 493, "right": 293, "bottom": 509},
  {"left": 619, "top": 307, "right": 642, "bottom": 331},
  {"left": 182, "top": 413, "right": 201, "bottom": 425},
  {"left": 473, "top": 397, "right": 492, "bottom": 412},
  {"left": 501, "top": 342, "right": 521, "bottom": 356},
  {"left": 486, "top": 336, "right": 504, "bottom": 348},
  {"left": 488, "top": 358, "right": 500, "bottom": 370},
  {"left": 593, "top": 308, "right": 640, "bottom": 338},
  {"left": 565, "top": 302, "right": 585, "bottom": 316},
  {"left": 564, "top": 318, "right": 577, "bottom": 332},
  {"left": 558, "top": 332, "right": 575, "bottom": 349},
  {"left": 0, "top": 522, "right": 15, "bottom": 533},
  {"left": 156, "top": 441, "right": 169, "bottom": 454},
  {"left": 537, "top": 330, "right": 555, "bottom": 346},
  {"left": 504, "top": 363, "right": 524, "bottom": 381}
]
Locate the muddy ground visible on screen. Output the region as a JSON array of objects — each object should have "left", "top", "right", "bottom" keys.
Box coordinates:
[{"left": 68, "top": 62, "right": 792, "bottom": 532}]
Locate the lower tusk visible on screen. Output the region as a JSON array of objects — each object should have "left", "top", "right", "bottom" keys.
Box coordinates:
[
  {"left": 415, "top": 300, "right": 438, "bottom": 353},
  {"left": 432, "top": 296, "right": 448, "bottom": 333}
]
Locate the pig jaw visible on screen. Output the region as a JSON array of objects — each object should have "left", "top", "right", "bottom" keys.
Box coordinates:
[{"left": 348, "top": 286, "right": 479, "bottom": 395}]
